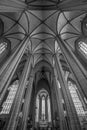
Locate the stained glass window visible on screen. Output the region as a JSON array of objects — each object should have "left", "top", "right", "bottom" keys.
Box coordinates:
[
  {"left": 35, "top": 89, "right": 51, "bottom": 124},
  {"left": 0, "top": 80, "right": 19, "bottom": 115},
  {"left": 0, "top": 42, "right": 7, "bottom": 54},
  {"left": 41, "top": 96, "right": 45, "bottom": 121},
  {"left": 68, "top": 81, "right": 86, "bottom": 118},
  {"left": 78, "top": 41, "right": 87, "bottom": 58},
  {"left": 47, "top": 96, "right": 51, "bottom": 122},
  {"left": 35, "top": 96, "right": 39, "bottom": 122}
]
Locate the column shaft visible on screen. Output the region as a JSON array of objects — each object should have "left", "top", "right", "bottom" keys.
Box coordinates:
[
  {"left": 53, "top": 73, "right": 67, "bottom": 130},
  {"left": 56, "top": 36, "right": 87, "bottom": 99},
  {"left": 6, "top": 54, "right": 32, "bottom": 130},
  {"left": 39, "top": 96, "right": 42, "bottom": 121},
  {"left": 45, "top": 96, "right": 48, "bottom": 120},
  {"left": 50, "top": 80, "right": 58, "bottom": 119},
  {"left": 54, "top": 54, "right": 82, "bottom": 130},
  {"left": 0, "top": 36, "right": 30, "bottom": 104},
  {"left": 21, "top": 71, "right": 34, "bottom": 130}
]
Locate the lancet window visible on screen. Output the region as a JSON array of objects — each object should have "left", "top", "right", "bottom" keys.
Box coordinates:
[{"left": 35, "top": 89, "right": 51, "bottom": 124}]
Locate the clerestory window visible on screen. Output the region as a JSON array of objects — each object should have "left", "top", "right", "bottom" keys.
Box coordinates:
[{"left": 78, "top": 41, "right": 87, "bottom": 58}]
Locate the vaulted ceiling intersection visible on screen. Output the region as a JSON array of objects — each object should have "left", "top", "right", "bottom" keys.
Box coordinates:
[{"left": 0, "top": 0, "right": 87, "bottom": 80}]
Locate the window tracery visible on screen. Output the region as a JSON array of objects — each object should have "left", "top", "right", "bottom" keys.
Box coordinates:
[
  {"left": 0, "top": 80, "right": 19, "bottom": 115},
  {"left": 78, "top": 41, "right": 87, "bottom": 58},
  {"left": 41, "top": 96, "right": 45, "bottom": 121},
  {"left": 35, "top": 89, "right": 51, "bottom": 125},
  {"left": 68, "top": 80, "right": 87, "bottom": 124}
]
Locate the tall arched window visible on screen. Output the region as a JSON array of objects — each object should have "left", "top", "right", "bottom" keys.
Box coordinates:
[
  {"left": 68, "top": 80, "right": 87, "bottom": 124},
  {"left": 0, "top": 80, "right": 19, "bottom": 115},
  {"left": 41, "top": 96, "right": 45, "bottom": 121},
  {"left": 35, "top": 89, "right": 51, "bottom": 126}
]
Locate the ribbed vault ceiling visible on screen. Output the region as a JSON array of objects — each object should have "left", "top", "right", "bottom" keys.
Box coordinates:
[{"left": 0, "top": 0, "right": 87, "bottom": 80}]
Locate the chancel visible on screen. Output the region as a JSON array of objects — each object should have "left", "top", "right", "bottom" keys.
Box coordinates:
[{"left": 0, "top": 0, "right": 87, "bottom": 130}]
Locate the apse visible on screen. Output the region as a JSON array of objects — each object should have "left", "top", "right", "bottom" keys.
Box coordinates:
[{"left": 35, "top": 89, "right": 51, "bottom": 128}]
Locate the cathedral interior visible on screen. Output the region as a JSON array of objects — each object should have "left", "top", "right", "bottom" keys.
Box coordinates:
[{"left": 1, "top": 0, "right": 87, "bottom": 130}]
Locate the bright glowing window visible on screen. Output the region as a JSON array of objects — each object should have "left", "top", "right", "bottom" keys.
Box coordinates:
[
  {"left": 0, "top": 42, "right": 7, "bottom": 54},
  {"left": 0, "top": 80, "right": 19, "bottom": 115},
  {"left": 55, "top": 41, "right": 61, "bottom": 54},
  {"left": 35, "top": 89, "right": 51, "bottom": 123},
  {"left": 78, "top": 41, "right": 87, "bottom": 57},
  {"left": 68, "top": 81, "right": 85, "bottom": 117},
  {"left": 41, "top": 96, "right": 45, "bottom": 121},
  {"left": 47, "top": 96, "right": 51, "bottom": 122},
  {"left": 35, "top": 96, "right": 39, "bottom": 122}
]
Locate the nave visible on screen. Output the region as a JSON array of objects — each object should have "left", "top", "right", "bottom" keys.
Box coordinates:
[{"left": 0, "top": 0, "right": 87, "bottom": 130}]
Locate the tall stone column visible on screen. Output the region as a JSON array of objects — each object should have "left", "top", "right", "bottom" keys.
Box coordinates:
[
  {"left": 0, "top": 36, "right": 30, "bottom": 105},
  {"left": 21, "top": 70, "right": 34, "bottom": 130},
  {"left": 56, "top": 36, "right": 87, "bottom": 100},
  {"left": 6, "top": 54, "right": 32, "bottom": 130},
  {"left": 50, "top": 81, "right": 57, "bottom": 123},
  {"left": 53, "top": 72, "right": 67, "bottom": 130},
  {"left": 54, "top": 53, "right": 82, "bottom": 130},
  {"left": 39, "top": 96, "right": 42, "bottom": 121}
]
